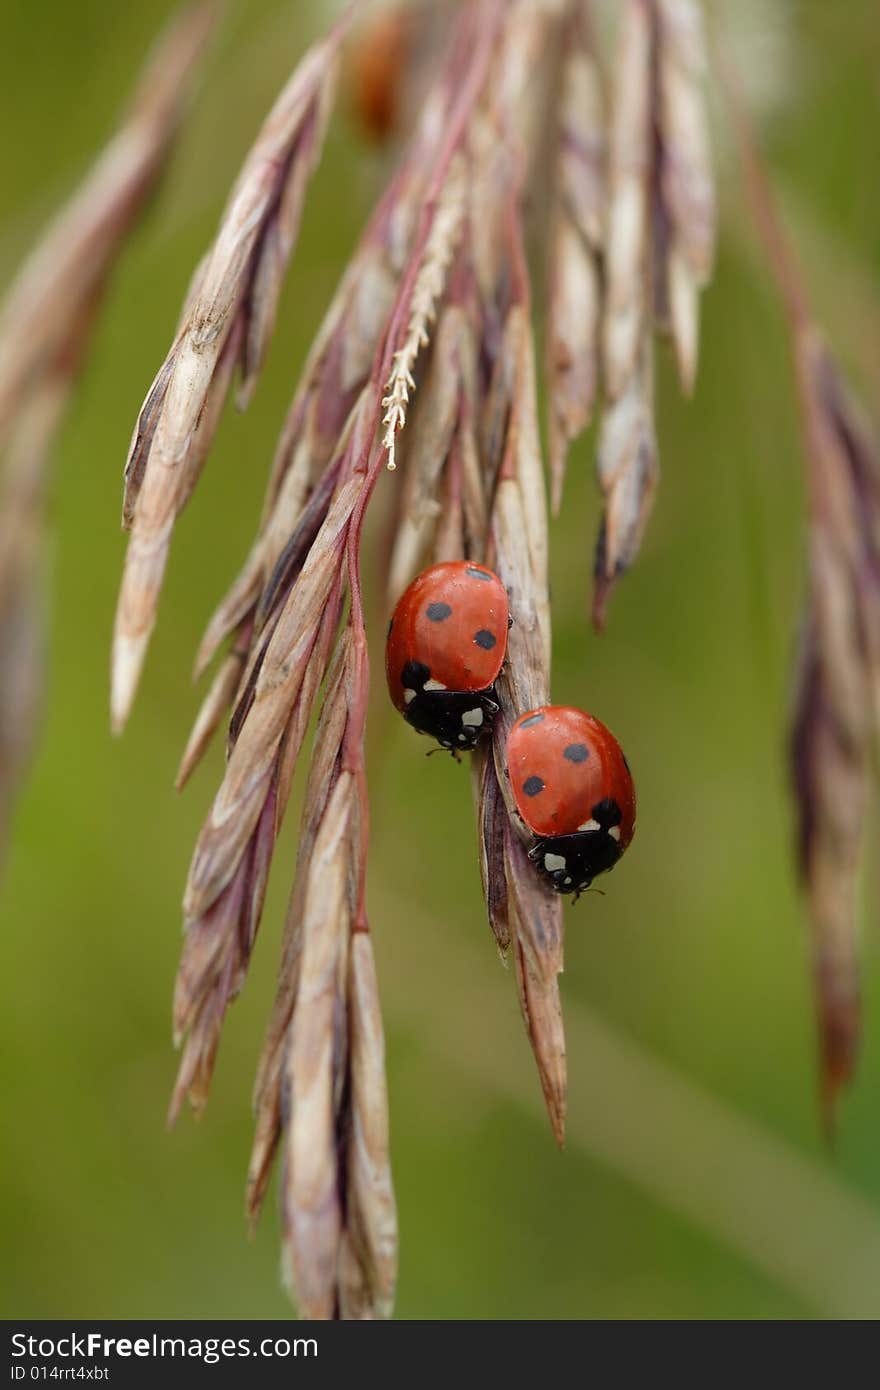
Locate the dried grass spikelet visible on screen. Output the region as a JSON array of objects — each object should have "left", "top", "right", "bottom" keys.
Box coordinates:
[
  {"left": 790, "top": 333, "right": 880, "bottom": 1129},
  {"left": 487, "top": 436, "right": 567, "bottom": 1144},
  {"left": 281, "top": 770, "right": 353, "bottom": 1319},
  {"left": 473, "top": 160, "right": 566, "bottom": 1142},
  {"left": 249, "top": 630, "right": 396, "bottom": 1320},
  {"left": 594, "top": 0, "right": 657, "bottom": 627},
  {"left": 248, "top": 629, "right": 352, "bottom": 1225},
  {"left": 655, "top": 0, "right": 715, "bottom": 392},
  {"left": 338, "top": 930, "right": 398, "bottom": 1319},
  {"left": 594, "top": 0, "right": 714, "bottom": 626},
  {"left": 191, "top": 262, "right": 387, "bottom": 681},
  {"left": 180, "top": 392, "right": 366, "bottom": 785},
  {"left": 720, "top": 49, "right": 880, "bottom": 1123},
  {"left": 602, "top": 0, "right": 652, "bottom": 402},
  {"left": 111, "top": 6, "right": 358, "bottom": 733},
  {"left": 0, "top": 1, "right": 215, "bottom": 847},
  {"left": 489, "top": 0, "right": 568, "bottom": 164},
  {"left": 169, "top": 472, "right": 362, "bottom": 1120},
  {"left": 593, "top": 337, "right": 659, "bottom": 628},
  {"left": 546, "top": 0, "right": 606, "bottom": 512},
  {"left": 175, "top": 620, "right": 251, "bottom": 790}
]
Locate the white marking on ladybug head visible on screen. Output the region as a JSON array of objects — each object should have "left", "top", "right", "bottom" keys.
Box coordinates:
[
  {"left": 457, "top": 733, "right": 468, "bottom": 744},
  {"left": 424, "top": 677, "right": 446, "bottom": 691},
  {"left": 544, "top": 852, "right": 567, "bottom": 873},
  {"left": 577, "top": 818, "right": 601, "bottom": 833},
  {"left": 608, "top": 825, "right": 621, "bottom": 842},
  {"left": 461, "top": 707, "right": 484, "bottom": 728},
  {"left": 563, "top": 877, "right": 572, "bottom": 887},
  {"left": 404, "top": 688, "right": 417, "bottom": 704}
]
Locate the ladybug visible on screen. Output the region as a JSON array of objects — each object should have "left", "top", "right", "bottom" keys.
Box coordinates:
[
  {"left": 347, "top": 8, "right": 410, "bottom": 143},
  {"left": 506, "top": 705, "right": 636, "bottom": 895},
  {"left": 386, "top": 561, "right": 509, "bottom": 751}
]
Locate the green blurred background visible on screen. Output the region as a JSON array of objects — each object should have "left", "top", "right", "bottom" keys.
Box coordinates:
[{"left": 2, "top": 0, "right": 879, "bottom": 1319}]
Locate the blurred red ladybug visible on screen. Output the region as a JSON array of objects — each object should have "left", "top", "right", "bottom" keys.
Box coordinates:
[
  {"left": 347, "top": 8, "right": 410, "bottom": 143},
  {"left": 506, "top": 705, "right": 636, "bottom": 895},
  {"left": 386, "top": 561, "right": 509, "bottom": 751}
]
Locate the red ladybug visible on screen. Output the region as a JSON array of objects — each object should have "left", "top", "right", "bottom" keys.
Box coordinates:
[
  {"left": 506, "top": 705, "right": 636, "bottom": 895},
  {"left": 347, "top": 9, "right": 410, "bottom": 143},
  {"left": 386, "top": 561, "right": 509, "bottom": 751}
]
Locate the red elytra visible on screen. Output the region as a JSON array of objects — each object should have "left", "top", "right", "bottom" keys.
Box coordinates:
[
  {"left": 386, "top": 561, "right": 509, "bottom": 751},
  {"left": 507, "top": 705, "right": 635, "bottom": 840},
  {"left": 386, "top": 561, "right": 509, "bottom": 708},
  {"left": 506, "top": 705, "right": 636, "bottom": 894}
]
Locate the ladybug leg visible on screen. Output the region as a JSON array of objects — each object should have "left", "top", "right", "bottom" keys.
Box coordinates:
[{"left": 424, "top": 744, "right": 461, "bottom": 763}]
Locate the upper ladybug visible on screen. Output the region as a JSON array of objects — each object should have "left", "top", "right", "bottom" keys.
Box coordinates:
[
  {"left": 386, "top": 561, "right": 510, "bottom": 751},
  {"left": 505, "top": 705, "right": 636, "bottom": 895}
]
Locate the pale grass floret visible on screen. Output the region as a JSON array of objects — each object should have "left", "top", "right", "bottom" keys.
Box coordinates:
[
  {"left": 592, "top": 0, "right": 714, "bottom": 623},
  {"left": 381, "top": 153, "right": 467, "bottom": 470},
  {"left": 602, "top": 0, "right": 652, "bottom": 402},
  {"left": 656, "top": 0, "right": 715, "bottom": 391},
  {"left": 546, "top": 5, "right": 606, "bottom": 510},
  {"left": 340, "top": 932, "right": 398, "bottom": 1319},
  {"left": 594, "top": 338, "right": 658, "bottom": 624},
  {"left": 111, "top": 14, "right": 355, "bottom": 733},
  {"left": 717, "top": 49, "right": 879, "bottom": 1122},
  {"left": 182, "top": 474, "right": 363, "bottom": 922},
  {"left": 282, "top": 772, "right": 353, "bottom": 1319}
]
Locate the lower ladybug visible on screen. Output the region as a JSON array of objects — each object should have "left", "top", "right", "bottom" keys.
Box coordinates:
[
  {"left": 386, "top": 561, "right": 509, "bottom": 751},
  {"left": 506, "top": 705, "right": 636, "bottom": 896}
]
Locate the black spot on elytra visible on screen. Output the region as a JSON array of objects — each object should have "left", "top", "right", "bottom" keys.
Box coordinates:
[
  {"left": 520, "top": 712, "right": 545, "bottom": 728},
  {"left": 591, "top": 796, "right": 622, "bottom": 828},
  {"left": 564, "top": 742, "right": 589, "bottom": 763},
  {"left": 466, "top": 566, "right": 491, "bottom": 581},
  {"left": 427, "top": 602, "right": 452, "bottom": 622},
  {"left": 401, "top": 659, "right": 430, "bottom": 690},
  {"left": 523, "top": 775, "right": 545, "bottom": 797},
  {"left": 473, "top": 629, "right": 496, "bottom": 650}
]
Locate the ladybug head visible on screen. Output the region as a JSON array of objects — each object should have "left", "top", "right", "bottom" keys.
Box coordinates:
[
  {"left": 399, "top": 661, "right": 499, "bottom": 751},
  {"left": 528, "top": 825, "right": 625, "bottom": 897}
]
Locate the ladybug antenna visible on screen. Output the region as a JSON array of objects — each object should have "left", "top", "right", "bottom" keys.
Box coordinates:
[
  {"left": 571, "top": 884, "right": 605, "bottom": 903},
  {"left": 425, "top": 745, "right": 462, "bottom": 764}
]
